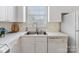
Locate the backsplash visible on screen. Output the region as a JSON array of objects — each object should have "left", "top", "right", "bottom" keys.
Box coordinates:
[
  {"left": 0, "top": 22, "right": 12, "bottom": 31},
  {"left": 0, "top": 22, "right": 27, "bottom": 31},
  {"left": 46, "top": 22, "right": 60, "bottom": 32},
  {"left": 0, "top": 22, "right": 60, "bottom": 32}
]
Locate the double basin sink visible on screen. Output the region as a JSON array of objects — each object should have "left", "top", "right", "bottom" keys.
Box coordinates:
[{"left": 25, "top": 31, "right": 47, "bottom": 35}]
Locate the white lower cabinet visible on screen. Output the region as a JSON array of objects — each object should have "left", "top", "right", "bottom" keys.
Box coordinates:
[
  {"left": 20, "top": 36, "right": 47, "bottom": 53},
  {"left": 48, "top": 37, "right": 68, "bottom": 53},
  {"left": 20, "top": 36, "right": 68, "bottom": 53},
  {"left": 20, "top": 36, "right": 35, "bottom": 53},
  {"left": 35, "top": 36, "right": 47, "bottom": 53},
  {"left": 10, "top": 39, "right": 21, "bottom": 53}
]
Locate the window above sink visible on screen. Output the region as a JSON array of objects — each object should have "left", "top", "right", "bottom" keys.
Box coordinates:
[{"left": 26, "top": 6, "right": 48, "bottom": 32}]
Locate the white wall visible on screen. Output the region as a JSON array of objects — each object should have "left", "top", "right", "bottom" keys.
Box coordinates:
[
  {"left": 50, "top": 6, "right": 79, "bottom": 22},
  {"left": 46, "top": 22, "right": 60, "bottom": 32},
  {"left": 50, "top": 6, "right": 79, "bottom": 13}
]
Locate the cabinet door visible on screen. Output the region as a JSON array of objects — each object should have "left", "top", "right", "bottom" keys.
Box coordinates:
[
  {"left": 35, "top": 36, "right": 47, "bottom": 53},
  {"left": 48, "top": 38, "right": 67, "bottom": 53},
  {"left": 49, "top": 6, "right": 61, "bottom": 22},
  {"left": 0, "top": 6, "right": 15, "bottom": 22},
  {"left": 0, "top": 7, "right": 7, "bottom": 21},
  {"left": 15, "top": 6, "right": 25, "bottom": 22},
  {"left": 20, "top": 36, "right": 35, "bottom": 53},
  {"left": 10, "top": 39, "right": 21, "bottom": 53},
  {"left": 6, "top": 6, "right": 16, "bottom": 22}
]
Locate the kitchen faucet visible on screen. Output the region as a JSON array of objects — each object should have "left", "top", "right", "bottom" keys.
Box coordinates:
[{"left": 31, "top": 15, "right": 40, "bottom": 33}]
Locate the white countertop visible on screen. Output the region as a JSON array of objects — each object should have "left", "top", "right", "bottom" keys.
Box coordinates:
[
  {"left": 23, "top": 32, "right": 68, "bottom": 37},
  {"left": 0, "top": 32, "right": 26, "bottom": 49},
  {"left": 47, "top": 32, "right": 68, "bottom": 37},
  {"left": 0, "top": 31, "right": 68, "bottom": 49},
  {"left": 0, "top": 32, "right": 68, "bottom": 44}
]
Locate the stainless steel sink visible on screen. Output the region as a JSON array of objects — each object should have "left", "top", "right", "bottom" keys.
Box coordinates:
[
  {"left": 26, "top": 31, "right": 36, "bottom": 35},
  {"left": 37, "top": 32, "right": 47, "bottom": 35},
  {"left": 25, "top": 31, "right": 47, "bottom": 35}
]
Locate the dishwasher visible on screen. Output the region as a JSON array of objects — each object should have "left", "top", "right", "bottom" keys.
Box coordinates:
[{"left": 48, "top": 36, "right": 68, "bottom": 53}]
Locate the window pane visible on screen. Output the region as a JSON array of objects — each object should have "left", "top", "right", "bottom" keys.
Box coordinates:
[
  {"left": 28, "top": 6, "right": 47, "bottom": 15},
  {"left": 27, "top": 6, "right": 48, "bottom": 31}
]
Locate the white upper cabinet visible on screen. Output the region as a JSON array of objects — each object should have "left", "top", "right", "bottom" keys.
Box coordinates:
[
  {"left": 0, "top": 7, "right": 6, "bottom": 21},
  {"left": 0, "top": 6, "right": 15, "bottom": 22},
  {"left": 0, "top": 6, "right": 25, "bottom": 22},
  {"left": 15, "top": 6, "right": 26, "bottom": 22},
  {"left": 7, "top": 6, "right": 16, "bottom": 22},
  {"left": 49, "top": 6, "right": 61, "bottom": 22}
]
